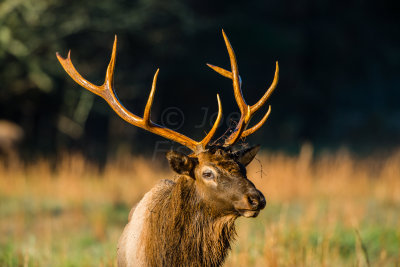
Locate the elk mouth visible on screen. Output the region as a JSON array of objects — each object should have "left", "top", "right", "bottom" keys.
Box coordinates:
[{"left": 236, "top": 209, "right": 261, "bottom": 218}]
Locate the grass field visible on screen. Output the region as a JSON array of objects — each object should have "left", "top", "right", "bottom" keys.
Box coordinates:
[{"left": 1, "top": 145, "right": 399, "bottom": 266}]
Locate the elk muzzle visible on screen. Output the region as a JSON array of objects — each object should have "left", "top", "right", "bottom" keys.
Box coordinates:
[{"left": 234, "top": 189, "right": 266, "bottom": 218}]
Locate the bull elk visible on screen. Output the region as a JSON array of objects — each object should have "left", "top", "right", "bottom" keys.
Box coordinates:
[{"left": 57, "top": 30, "right": 278, "bottom": 267}]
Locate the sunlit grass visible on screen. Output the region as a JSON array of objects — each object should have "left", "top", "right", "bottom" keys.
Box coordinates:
[{"left": 1, "top": 145, "right": 399, "bottom": 266}]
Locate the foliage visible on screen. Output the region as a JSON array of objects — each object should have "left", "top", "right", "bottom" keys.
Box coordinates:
[
  {"left": 0, "top": 147, "right": 399, "bottom": 266},
  {"left": 0, "top": 0, "right": 399, "bottom": 157}
]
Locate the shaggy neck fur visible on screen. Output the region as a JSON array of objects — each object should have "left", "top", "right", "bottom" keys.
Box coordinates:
[{"left": 142, "top": 176, "right": 237, "bottom": 267}]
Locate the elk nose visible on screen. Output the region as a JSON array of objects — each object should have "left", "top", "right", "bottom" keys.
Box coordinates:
[{"left": 246, "top": 190, "right": 266, "bottom": 210}]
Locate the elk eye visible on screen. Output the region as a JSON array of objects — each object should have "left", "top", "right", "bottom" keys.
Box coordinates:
[{"left": 202, "top": 170, "right": 214, "bottom": 180}]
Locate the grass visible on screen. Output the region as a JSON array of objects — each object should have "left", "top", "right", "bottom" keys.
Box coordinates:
[{"left": 0, "top": 145, "right": 399, "bottom": 266}]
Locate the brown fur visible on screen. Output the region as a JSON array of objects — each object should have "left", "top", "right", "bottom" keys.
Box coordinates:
[
  {"left": 117, "top": 146, "right": 265, "bottom": 267},
  {"left": 141, "top": 175, "right": 237, "bottom": 267},
  {"left": 0, "top": 120, "right": 23, "bottom": 166}
]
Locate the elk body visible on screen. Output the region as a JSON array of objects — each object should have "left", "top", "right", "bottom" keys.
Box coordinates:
[
  {"left": 57, "top": 30, "right": 278, "bottom": 267},
  {"left": 0, "top": 120, "right": 24, "bottom": 166}
]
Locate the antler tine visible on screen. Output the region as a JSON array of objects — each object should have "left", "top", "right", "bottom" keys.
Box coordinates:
[
  {"left": 143, "top": 68, "right": 159, "bottom": 126},
  {"left": 57, "top": 36, "right": 223, "bottom": 152},
  {"left": 206, "top": 62, "right": 278, "bottom": 112},
  {"left": 199, "top": 94, "right": 222, "bottom": 147},
  {"left": 242, "top": 105, "right": 271, "bottom": 137},
  {"left": 250, "top": 62, "right": 279, "bottom": 113},
  {"left": 207, "top": 30, "right": 279, "bottom": 146},
  {"left": 221, "top": 30, "right": 247, "bottom": 114},
  {"left": 56, "top": 52, "right": 102, "bottom": 98},
  {"left": 216, "top": 30, "right": 250, "bottom": 145},
  {"left": 206, "top": 64, "right": 242, "bottom": 87},
  {"left": 207, "top": 62, "right": 278, "bottom": 139},
  {"left": 104, "top": 35, "right": 117, "bottom": 89}
]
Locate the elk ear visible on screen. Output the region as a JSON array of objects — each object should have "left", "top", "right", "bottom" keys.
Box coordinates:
[
  {"left": 236, "top": 145, "right": 260, "bottom": 166},
  {"left": 166, "top": 151, "right": 198, "bottom": 177}
]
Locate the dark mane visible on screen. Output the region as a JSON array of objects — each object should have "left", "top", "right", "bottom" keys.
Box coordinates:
[{"left": 142, "top": 176, "right": 237, "bottom": 267}]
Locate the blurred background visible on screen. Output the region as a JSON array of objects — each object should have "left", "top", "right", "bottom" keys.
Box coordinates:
[
  {"left": 1, "top": 0, "right": 400, "bottom": 266},
  {"left": 1, "top": 0, "right": 399, "bottom": 163}
]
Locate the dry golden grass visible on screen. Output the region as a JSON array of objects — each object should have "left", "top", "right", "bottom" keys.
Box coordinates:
[{"left": 0, "top": 145, "right": 399, "bottom": 266}]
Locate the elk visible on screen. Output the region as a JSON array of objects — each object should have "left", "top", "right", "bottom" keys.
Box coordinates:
[
  {"left": 56, "top": 30, "right": 279, "bottom": 267},
  {"left": 0, "top": 120, "right": 24, "bottom": 166}
]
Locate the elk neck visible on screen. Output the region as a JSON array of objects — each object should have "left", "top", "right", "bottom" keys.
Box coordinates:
[{"left": 141, "top": 175, "right": 238, "bottom": 267}]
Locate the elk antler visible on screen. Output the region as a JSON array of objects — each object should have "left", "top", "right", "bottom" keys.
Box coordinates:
[
  {"left": 56, "top": 36, "right": 222, "bottom": 152},
  {"left": 207, "top": 30, "right": 279, "bottom": 146}
]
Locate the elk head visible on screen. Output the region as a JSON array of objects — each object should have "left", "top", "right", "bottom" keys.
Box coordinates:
[
  {"left": 166, "top": 145, "right": 266, "bottom": 217},
  {"left": 56, "top": 30, "right": 278, "bottom": 218}
]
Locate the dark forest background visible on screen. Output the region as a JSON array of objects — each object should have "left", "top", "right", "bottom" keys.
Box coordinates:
[{"left": 0, "top": 0, "right": 399, "bottom": 162}]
